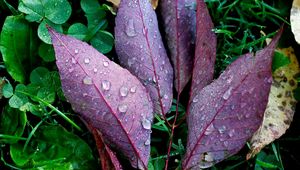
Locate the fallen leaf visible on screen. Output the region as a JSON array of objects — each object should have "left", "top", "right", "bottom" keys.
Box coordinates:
[
  {"left": 107, "top": 0, "right": 159, "bottom": 9},
  {"left": 115, "top": 0, "right": 173, "bottom": 115},
  {"left": 182, "top": 29, "right": 282, "bottom": 169},
  {"left": 189, "top": 0, "right": 216, "bottom": 101},
  {"left": 247, "top": 47, "right": 300, "bottom": 159},
  {"left": 291, "top": 0, "right": 300, "bottom": 44},
  {"left": 159, "top": 0, "right": 197, "bottom": 93},
  {"left": 49, "top": 28, "right": 153, "bottom": 169}
]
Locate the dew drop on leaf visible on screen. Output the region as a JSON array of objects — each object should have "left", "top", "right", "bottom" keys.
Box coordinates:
[
  {"left": 204, "top": 124, "right": 214, "bottom": 135},
  {"left": 120, "top": 86, "right": 129, "bottom": 97},
  {"left": 118, "top": 104, "right": 128, "bottom": 113},
  {"left": 74, "top": 49, "right": 79, "bottom": 54},
  {"left": 144, "top": 139, "right": 150, "bottom": 146},
  {"left": 83, "top": 76, "right": 93, "bottom": 85},
  {"left": 142, "top": 118, "right": 151, "bottom": 130},
  {"left": 228, "top": 129, "right": 235, "bottom": 137},
  {"left": 84, "top": 58, "right": 90, "bottom": 64},
  {"left": 71, "top": 58, "right": 76, "bottom": 64},
  {"left": 103, "top": 61, "right": 109, "bottom": 67},
  {"left": 130, "top": 86, "right": 137, "bottom": 93},
  {"left": 222, "top": 87, "right": 233, "bottom": 100},
  {"left": 125, "top": 19, "right": 137, "bottom": 37},
  {"left": 93, "top": 68, "right": 98, "bottom": 73},
  {"left": 101, "top": 80, "right": 111, "bottom": 91}
]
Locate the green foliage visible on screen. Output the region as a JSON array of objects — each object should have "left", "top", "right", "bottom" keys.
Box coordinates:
[
  {"left": 272, "top": 51, "right": 291, "bottom": 72},
  {"left": 0, "top": 15, "right": 38, "bottom": 83},
  {"left": 10, "top": 125, "right": 98, "bottom": 169},
  {"left": 0, "top": 106, "right": 27, "bottom": 144}
]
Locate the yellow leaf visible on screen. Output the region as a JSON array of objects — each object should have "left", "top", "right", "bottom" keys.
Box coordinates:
[
  {"left": 291, "top": 0, "right": 300, "bottom": 44},
  {"left": 247, "top": 47, "right": 300, "bottom": 159},
  {"left": 107, "top": 0, "right": 159, "bottom": 9}
]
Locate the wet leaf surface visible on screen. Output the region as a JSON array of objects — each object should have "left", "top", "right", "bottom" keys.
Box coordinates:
[
  {"left": 115, "top": 0, "right": 173, "bottom": 115},
  {"left": 183, "top": 29, "right": 282, "bottom": 169},
  {"left": 160, "top": 0, "right": 196, "bottom": 93},
  {"left": 49, "top": 28, "right": 153, "bottom": 169},
  {"left": 248, "top": 47, "right": 300, "bottom": 158}
]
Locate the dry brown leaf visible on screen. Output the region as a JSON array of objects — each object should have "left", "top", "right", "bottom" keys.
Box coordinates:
[
  {"left": 291, "top": 0, "right": 300, "bottom": 44},
  {"left": 107, "top": 0, "right": 159, "bottom": 9},
  {"left": 247, "top": 47, "right": 300, "bottom": 159}
]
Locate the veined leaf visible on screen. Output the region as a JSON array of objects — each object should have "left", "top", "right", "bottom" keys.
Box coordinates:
[
  {"left": 115, "top": 0, "right": 173, "bottom": 115},
  {"left": 182, "top": 29, "right": 282, "bottom": 169},
  {"left": 160, "top": 0, "right": 196, "bottom": 93},
  {"left": 107, "top": 0, "right": 159, "bottom": 9},
  {"left": 189, "top": 0, "right": 217, "bottom": 101},
  {"left": 0, "top": 15, "right": 38, "bottom": 83},
  {"left": 49, "top": 28, "right": 153, "bottom": 169},
  {"left": 248, "top": 47, "right": 300, "bottom": 158}
]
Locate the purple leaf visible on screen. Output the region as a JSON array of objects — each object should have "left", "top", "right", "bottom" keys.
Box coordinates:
[
  {"left": 48, "top": 28, "right": 153, "bottom": 169},
  {"left": 189, "top": 0, "right": 217, "bottom": 101},
  {"left": 159, "top": 0, "right": 196, "bottom": 93},
  {"left": 182, "top": 29, "right": 282, "bottom": 169},
  {"left": 115, "top": 0, "right": 173, "bottom": 115}
]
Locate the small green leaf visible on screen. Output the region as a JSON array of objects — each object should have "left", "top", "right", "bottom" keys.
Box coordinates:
[
  {"left": 9, "top": 95, "right": 25, "bottom": 109},
  {"left": 91, "top": 30, "right": 114, "bottom": 54},
  {"left": 18, "top": 0, "right": 71, "bottom": 24},
  {"left": 10, "top": 125, "right": 98, "bottom": 169},
  {"left": 0, "top": 15, "right": 38, "bottom": 83},
  {"left": 38, "top": 20, "right": 63, "bottom": 44},
  {"left": 272, "top": 51, "right": 291, "bottom": 72},
  {"left": 37, "top": 87, "right": 56, "bottom": 104},
  {"left": 30, "top": 67, "right": 49, "bottom": 84},
  {"left": 2, "top": 83, "right": 13, "bottom": 98},
  {"left": 80, "top": 0, "right": 101, "bottom": 14},
  {"left": 0, "top": 105, "right": 27, "bottom": 144},
  {"left": 38, "top": 43, "right": 55, "bottom": 62},
  {"left": 68, "top": 23, "right": 88, "bottom": 40}
]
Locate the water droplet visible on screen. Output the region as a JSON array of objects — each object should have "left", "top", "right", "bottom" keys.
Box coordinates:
[
  {"left": 227, "top": 75, "right": 233, "bottom": 83},
  {"left": 125, "top": 19, "right": 137, "bottom": 37},
  {"left": 204, "top": 152, "right": 214, "bottom": 162},
  {"left": 83, "top": 76, "right": 93, "bottom": 85},
  {"left": 93, "top": 68, "right": 98, "bottom": 73},
  {"left": 228, "top": 129, "right": 235, "bottom": 137},
  {"left": 222, "top": 87, "right": 233, "bottom": 100},
  {"left": 74, "top": 49, "right": 79, "bottom": 54},
  {"left": 68, "top": 68, "right": 74, "bottom": 73},
  {"left": 120, "top": 86, "right": 129, "bottom": 97},
  {"left": 130, "top": 86, "right": 137, "bottom": 93},
  {"left": 103, "top": 61, "right": 109, "bottom": 67},
  {"left": 84, "top": 58, "right": 90, "bottom": 64},
  {"left": 118, "top": 104, "right": 128, "bottom": 113},
  {"left": 142, "top": 118, "right": 151, "bottom": 130},
  {"left": 223, "top": 141, "right": 229, "bottom": 147},
  {"left": 218, "top": 125, "right": 226, "bottom": 134},
  {"left": 83, "top": 93, "right": 88, "bottom": 97},
  {"left": 204, "top": 124, "right": 214, "bottom": 135},
  {"left": 144, "top": 139, "right": 150, "bottom": 145},
  {"left": 163, "top": 94, "right": 168, "bottom": 99},
  {"left": 71, "top": 58, "right": 76, "bottom": 64},
  {"left": 192, "top": 98, "right": 198, "bottom": 103},
  {"left": 152, "top": 76, "right": 157, "bottom": 83},
  {"left": 101, "top": 80, "right": 111, "bottom": 90},
  {"left": 245, "top": 113, "right": 250, "bottom": 118}
]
